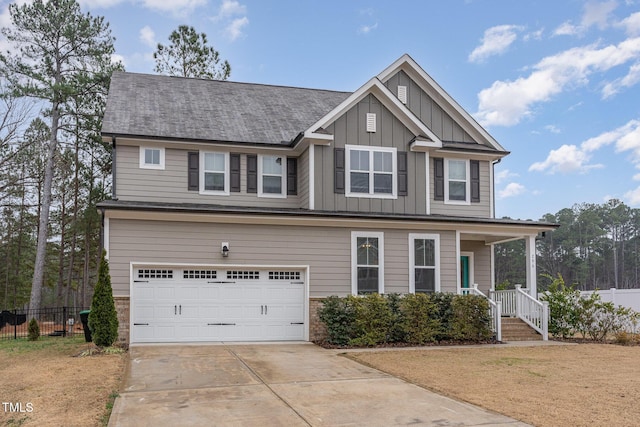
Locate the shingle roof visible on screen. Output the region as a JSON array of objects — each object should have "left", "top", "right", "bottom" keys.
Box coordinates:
[{"left": 102, "top": 71, "right": 351, "bottom": 145}]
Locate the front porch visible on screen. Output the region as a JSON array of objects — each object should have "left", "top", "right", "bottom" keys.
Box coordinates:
[{"left": 469, "top": 284, "right": 549, "bottom": 342}]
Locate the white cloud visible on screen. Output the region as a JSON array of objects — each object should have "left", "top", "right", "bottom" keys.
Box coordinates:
[
  {"left": 498, "top": 182, "right": 526, "bottom": 199},
  {"left": 213, "top": 0, "right": 247, "bottom": 20},
  {"left": 545, "top": 124, "right": 562, "bottom": 134},
  {"left": 554, "top": 0, "right": 618, "bottom": 36},
  {"left": 111, "top": 53, "right": 126, "bottom": 66},
  {"left": 77, "top": 0, "right": 126, "bottom": 8},
  {"left": 529, "top": 144, "right": 603, "bottom": 174},
  {"left": 523, "top": 28, "right": 544, "bottom": 41},
  {"left": 619, "top": 11, "right": 640, "bottom": 35},
  {"left": 358, "top": 22, "right": 378, "bottom": 35},
  {"left": 139, "top": 25, "right": 156, "bottom": 48},
  {"left": 140, "top": 0, "right": 206, "bottom": 15},
  {"left": 602, "top": 62, "right": 640, "bottom": 97},
  {"left": 475, "top": 37, "right": 640, "bottom": 126},
  {"left": 469, "top": 25, "right": 522, "bottom": 63},
  {"left": 212, "top": 0, "right": 249, "bottom": 41},
  {"left": 530, "top": 119, "right": 640, "bottom": 178},
  {"left": 495, "top": 169, "right": 519, "bottom": 184},
  {"left": 225, "top": 16, "right": 249, "bottom": 41},
  {"left": 625, "top": 186, "right": 640, "bottom": 204}
]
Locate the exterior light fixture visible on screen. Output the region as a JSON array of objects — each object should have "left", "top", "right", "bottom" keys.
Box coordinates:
[{"left": 221, "top": 242, "right": 230, "bottom": 257}]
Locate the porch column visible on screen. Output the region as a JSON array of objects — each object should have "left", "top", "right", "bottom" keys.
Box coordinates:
[{"left": 525, "top": 234, "right": 537, "bottom": 297}]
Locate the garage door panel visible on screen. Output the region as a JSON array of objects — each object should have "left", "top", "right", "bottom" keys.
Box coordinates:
[{"left": 132, "top": 268, "right": 306, "bottom": 343}]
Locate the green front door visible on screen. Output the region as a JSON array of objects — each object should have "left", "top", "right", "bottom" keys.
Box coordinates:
[{"left": 460, "top": 255, "right": 470, "bottom": 294}]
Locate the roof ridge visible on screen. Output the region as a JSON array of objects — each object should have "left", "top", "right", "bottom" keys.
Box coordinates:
[{"left": 113, "top": 70, "right": 353, "bottom": 95}]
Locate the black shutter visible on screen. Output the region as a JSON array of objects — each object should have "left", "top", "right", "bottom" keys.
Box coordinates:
[
  {"left": 471, "top": 160, "right": 480, "bottom": 203},
  {"left": 187, "top": 151, "right": 199, "bottom": 191},
  {"left": 397, "top": 151, "right": 408, "bottom": 196},
  {"left": 247, "top": 154, "right": 257, "bottom": 193},
  {"left": 334, "top": 148, "right": 345, "bottom": 194},
  {"left": 230, "top": 153, "right": 241, "bottom": 192},
  {"left": 434, "top": 157, "right": 444, "bottom": 201},
  {"left": 287, "top": 157, "right": 297, "bottom": 195}
]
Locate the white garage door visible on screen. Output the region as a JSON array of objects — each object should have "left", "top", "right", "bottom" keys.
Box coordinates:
[{"left": 131, "top": 267, "right": 306, "bottom": 343}]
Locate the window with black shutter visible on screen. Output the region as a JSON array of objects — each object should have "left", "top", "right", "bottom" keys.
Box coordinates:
[
  {"left": 187, "top": 151, "right": 199, "bottom": 191},
  {"left": 230, "top": 153, "right": 241, "bottom": 192},
  {"left": 287, "top": 157, "right": 297, "bottom": 195},
  {"left": 433, "top": 157, "right": 444, "bottom": 201},
  {"left": 247, "top": 154, "right": 257, "bottom": 193}
]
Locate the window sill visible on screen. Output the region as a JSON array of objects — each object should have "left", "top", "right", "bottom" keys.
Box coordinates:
[{"left": 345, "top": 193, "right": 397, "bottom": 200}]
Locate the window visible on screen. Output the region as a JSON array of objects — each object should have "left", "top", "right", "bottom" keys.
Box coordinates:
[
  {"left": 258, "top": 155, "right": 286, "bottom": 197},
  {"left": 345, "top": 145, "right": 397, "bottom": 198},
  {"left": 200, "top": 152, "right": 229, "bottom": 195},
  {"left": 445, "top": 159, "right": 470, "bottom": 204},
  {"left": 409, "top": 234, "right": 440, "bottom": 293},
  {"left": 351, "top": 231, "right": 384, "bottom": 294},
  {"left": 139, "top": 147, "right": 165, "bottom": 170}
]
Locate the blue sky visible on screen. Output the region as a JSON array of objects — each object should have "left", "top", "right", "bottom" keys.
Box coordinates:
[{"left": 3, "top": 0, "right": 640, "bottom": 221}]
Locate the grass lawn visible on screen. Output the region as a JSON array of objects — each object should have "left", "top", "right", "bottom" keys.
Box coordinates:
[
  {"left": 0, "top": 335, "right": 126, "bottom": 427},
  {"left": 347, "top": 343, "right": 640, "bottom": 427}
]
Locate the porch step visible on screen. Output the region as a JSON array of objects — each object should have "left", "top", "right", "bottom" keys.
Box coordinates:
[{"left": 501, "top": 317, "right": 542, "bottom": 341}]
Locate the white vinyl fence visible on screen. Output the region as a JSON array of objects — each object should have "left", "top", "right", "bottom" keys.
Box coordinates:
[{"left": 580, "top": 288, "right": 640, "bottom": 313}]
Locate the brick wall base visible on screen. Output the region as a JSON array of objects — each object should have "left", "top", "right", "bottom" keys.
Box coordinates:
[
  {"left": 114, "top": 296, "right": 130, "bottom": 345},
  {"left": 309, "top": 298, "right": 327, "bottom": 342}
]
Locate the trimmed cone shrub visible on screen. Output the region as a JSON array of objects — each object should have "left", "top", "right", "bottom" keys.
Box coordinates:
[
  {"left": 27, "top": 318, "right": 40, "bottom": 341},
  {"left": 89, "top": 251, "right": 119, "bottom": 347}
]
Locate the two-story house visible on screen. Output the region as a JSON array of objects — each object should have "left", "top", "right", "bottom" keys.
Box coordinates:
[{"left": 99, "top": 54, "right": 555, "bottom": 344}]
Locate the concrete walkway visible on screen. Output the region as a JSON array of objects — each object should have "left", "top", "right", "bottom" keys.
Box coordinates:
[{"left": 109, "top": 343, "right": 530, "bottom": 427}]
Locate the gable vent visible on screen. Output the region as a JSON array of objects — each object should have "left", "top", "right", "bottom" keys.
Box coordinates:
[
  {"left": 398, "top": 85, "right": 407, "bottom": 104},
  {"left": 366, "top": 113, "right": 376, "bottom": 132}
]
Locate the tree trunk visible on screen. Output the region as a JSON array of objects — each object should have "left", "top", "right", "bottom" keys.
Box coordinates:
[
  {"left": 56, "top": 191, "right": 66, "bottom": 305},
  {"left": 29, "top": 105, "right": 59, "bottom": 312}
]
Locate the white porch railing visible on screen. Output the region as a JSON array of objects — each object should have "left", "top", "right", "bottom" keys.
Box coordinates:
[
  {"left": 491, "top": 285, "right": 548, "bottom": 341},
  {"left": 469, "top": 284, "right": 502, "bottom": 342}
]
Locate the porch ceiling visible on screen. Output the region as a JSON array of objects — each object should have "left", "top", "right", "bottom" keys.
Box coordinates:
[{"left": 461, "top": 233, "right": 535, "bottom": 245}]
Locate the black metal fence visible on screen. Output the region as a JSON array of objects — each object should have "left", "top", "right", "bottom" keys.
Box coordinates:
[{"left": 0, "top": 307, "right": 89, "bottom": 340}]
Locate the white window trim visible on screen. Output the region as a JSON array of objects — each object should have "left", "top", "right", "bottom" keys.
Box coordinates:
[
  {"left": 444, "top": 158, "right": 470, "bottom": 205},
  {"left": 408, "top": 233, "right": 440, "bottom": 293},
  {"left": 351, "top": 231, "right": 384, "bottom": 295},
  {"left": 139, "top": 146, "right": 165, "bottom": 170},
  {"left": 345, "top": 145, "right": 397, "bottom": 199},
  {"left": 258, "top": 154, "right": 287, "bottom": 198},
  {"left": 199, "top": 151, "right": 230, "bottom": 196}
]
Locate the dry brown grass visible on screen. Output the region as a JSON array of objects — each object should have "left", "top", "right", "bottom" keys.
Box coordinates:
[
  {"left": 0, "top": 336, "right": 126, "bottom": 427},
  {"left": 347, "top": 343, "right": 640, "bottom": 427}
]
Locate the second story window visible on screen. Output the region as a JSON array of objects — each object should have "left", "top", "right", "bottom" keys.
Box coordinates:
[
  {"left": 259, "top": 155, "right": 286, "bottom": 197},
  {"left": 139, "top": 147, "right": 165, "bottom": 170},
  {"left": 446, "top": 159, "right": 468, "bottom": 202},
  {"left": 345, "top": 145, "right": 397, "bottom": 199},
  {"left": 200, "top": 152, "right": 229, "bottom": 195}
]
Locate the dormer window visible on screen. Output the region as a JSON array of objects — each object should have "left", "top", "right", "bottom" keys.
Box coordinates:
[{"left": 139, "top": 147, "right": 165, "bottom": 170}]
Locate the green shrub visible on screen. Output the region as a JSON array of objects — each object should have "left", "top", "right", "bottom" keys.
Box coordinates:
[
  {"left": 349, "top": 293, "right": 392, "bottom": 346},
  {"left": 430, "top": 292, "right": 454, "bottom": 340},
  {"left": 450, "top": 295, "right": 492, "bottom": 341},
  {"left": 317, "top": 295, "right": 355, "bottom": 345},
  {"left": 539, "top": 273, "right": 580, "bottom": 338},
  {"left": 27, "top": 318, "right": 40, "bottom": 341},
  {"left": 88, "top": 252, "right": 119, "bottom": 347},
  {"left": 400, "top": 293, "right": 440, "bottom": 344},
  {"left": 385, "top": 293, "right": 405, "bottom": 343}
]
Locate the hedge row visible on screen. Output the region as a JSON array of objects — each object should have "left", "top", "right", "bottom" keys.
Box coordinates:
[{"left": 317, "top": 293, "right": 493, "bottom": 346}]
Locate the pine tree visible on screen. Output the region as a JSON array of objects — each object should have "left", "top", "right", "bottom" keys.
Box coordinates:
[
  {"left": 88, "top": 252, "right": 118, "bottom": 347},
  {"left": 27, "top": 318, "right": 40, "bottom": 341}
]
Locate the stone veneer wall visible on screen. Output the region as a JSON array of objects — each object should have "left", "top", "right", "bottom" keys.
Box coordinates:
[
  {"left": 114, "top": 297, "right": 130, "bottom": 345},
  {"left": 309, "top": 298, "right": 327, "bottom": 342}
]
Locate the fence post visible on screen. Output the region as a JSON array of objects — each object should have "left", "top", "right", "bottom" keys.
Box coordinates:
[
  {"left": 515, "top": 284, "right": 522, "bottom": 319},
  {"left": 496, "top": 301, "right": 502, "bottom": 342},
  {"left": 63, "top": 306, "right": 67, "bottom": 337},
  {"left": 542, "top": 301, "right": 549, "bottom": 341},
  {"left": 13, "top": 309, "right": 17, "bottom": 340}
]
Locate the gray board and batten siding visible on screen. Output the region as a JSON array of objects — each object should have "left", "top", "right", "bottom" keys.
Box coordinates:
[
  {"left": 314, "top": 93, "right": 427, "bottom": 215},
  {"left": 107, "top": 218, "right": 459, "bottom": 298}
]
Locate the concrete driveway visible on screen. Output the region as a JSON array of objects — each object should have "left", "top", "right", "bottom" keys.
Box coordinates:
[{"left": 108, "top": 343, "right": 529, "bottom": 427}]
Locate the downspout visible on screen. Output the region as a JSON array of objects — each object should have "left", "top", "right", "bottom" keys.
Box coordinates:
[
  {"left": 491, "top": 158, "right": 501, "bottom": 219},
  {"left": 111, "top": 136, "right": 118, "bottom": 200}
]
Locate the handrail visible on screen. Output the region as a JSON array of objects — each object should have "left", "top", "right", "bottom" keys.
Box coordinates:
[
  {"left": 514, "top": 285, "right": 548, "bottom": 341},
  {"left": 470, "top": 284, "right": 502, "bottom": 342}
]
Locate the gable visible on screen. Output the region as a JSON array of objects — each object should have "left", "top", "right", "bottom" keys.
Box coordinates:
[{"left": 385, "top": 70, "right": 476, "bottom": 144}]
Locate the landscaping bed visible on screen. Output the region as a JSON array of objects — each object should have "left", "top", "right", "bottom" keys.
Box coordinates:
[{"left": 0, "top": 336, "right": 126, "bottom": 426}]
